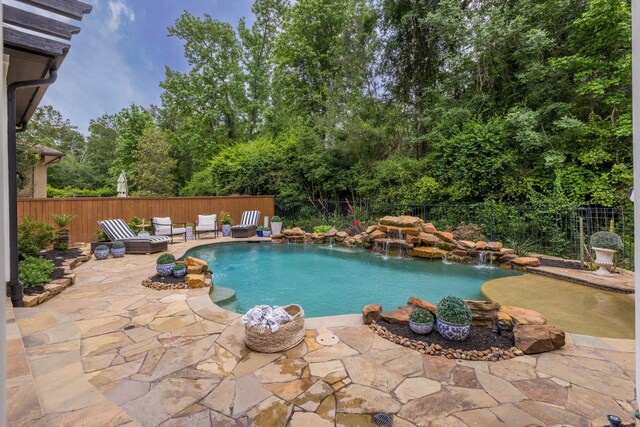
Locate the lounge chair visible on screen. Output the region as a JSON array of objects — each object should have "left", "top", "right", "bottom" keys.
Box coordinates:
[
  {"left": 152, "top": 217, "right": 187, "bottom": 243},
  {"left": 195, "top": 214, "right": 218, "bottom": 239},
  {"left": 231, "top": 210, "right": 260, "bottom": 238},
  {"left": 97, "top": 219, "right": 170, "bottom": 254}
]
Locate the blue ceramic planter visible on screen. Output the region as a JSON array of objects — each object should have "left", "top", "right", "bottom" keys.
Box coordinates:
[
  {"left": 257, "top": 230, "right": 264, "bottom": 237},
  {"left": 222, "top": 224, "right": 232, "bottom": 237},
  {"left": 111, "top": 247, "right": 126, "bottom": 258},
  {"left": 156, "top": 263, "right": 175, "bottom": 277},
  {"left": 94, "top": 249, "right": 109, "bottom": 260},
  {"left": 436, "top": 318, "right": 470, "bottom": 341},
  {"left": 173, "top": 268, "right": 187, "bottom": 278},
  {"left": 263, "top": 230, "right": 271, "bottom": 237},
  {"left": 409, "top": 320, "right": 434, "bottom": 335}
]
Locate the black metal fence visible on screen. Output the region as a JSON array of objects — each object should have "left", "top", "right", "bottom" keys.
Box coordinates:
[{"left": 276, "top": 200, "right": 635, "bottom": 269}]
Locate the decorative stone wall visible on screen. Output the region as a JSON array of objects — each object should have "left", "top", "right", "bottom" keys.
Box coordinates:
[{"left": 273, "top": 215, "right": 540, "bottom": 269}]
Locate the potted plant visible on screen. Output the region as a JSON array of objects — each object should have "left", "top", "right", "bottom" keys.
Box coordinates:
[
  {"left": 590, "top": 231, "right": 623, "bottom": 276},
  {"left": 19, "top": 256, "right": 55, "bottom": 295},
  {"left": 263, "top": 226, "right": 272, "bottom": 237},
  {"left": 436, "top": 295, "right": 472, "bottom": 341},
  {"left": 156, "top": 253, "right": 176, "bottom": 277},
  {"left": 221, "top": 211, "right": 232, "bottom": 237},
  {"left": 51, "top": 214, "right": 76, "bottom": 250},
  {"left": 173, "top": 262, "right": 187, "bottom": 278},
  {"left": 111, "top": 241, "right": 126, "bottom": 258},
  {"left": 257, "top": 226, "right": 264, "bottom": 237},
  {"left": 94, "top": 244, "right": 110, "bottom": 260},
  {"left": 271, "top": 216, "right": 283, "bottom": 235},
  {"left": 409, "top": 308, "right": 434, "bottom": 335}
]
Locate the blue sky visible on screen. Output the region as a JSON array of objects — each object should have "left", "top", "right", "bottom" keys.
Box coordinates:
[{"left": 40, "top": 0, "right": 255, "bottom": 133}]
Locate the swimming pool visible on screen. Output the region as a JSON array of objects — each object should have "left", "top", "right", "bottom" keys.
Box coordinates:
[{"left": 185, "top": 243, "right": 520, "bottom": 318}]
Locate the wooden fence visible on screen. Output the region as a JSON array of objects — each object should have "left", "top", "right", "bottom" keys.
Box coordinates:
[{"left": 17, "top": 196, "right": 275, "bottom": 244}]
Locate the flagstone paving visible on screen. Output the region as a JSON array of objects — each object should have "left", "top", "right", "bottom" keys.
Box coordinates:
[{"left": 7, "top": 239, "right": 639, "bottom": 426}]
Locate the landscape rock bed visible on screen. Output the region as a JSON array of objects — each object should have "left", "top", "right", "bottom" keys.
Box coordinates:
[
  {"left": 142, "top": 275, "right": 189, "bottom": 290},
  {"left": 371, "top": 320, "right": 522, "bottom": 361}
]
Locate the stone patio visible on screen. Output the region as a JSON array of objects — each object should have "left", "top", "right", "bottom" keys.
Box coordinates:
[{"left": 7, "top": 238, "right": 639, "bottom": 426}]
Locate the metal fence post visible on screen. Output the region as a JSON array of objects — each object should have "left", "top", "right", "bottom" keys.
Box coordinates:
[
  {"left": 489, "top": 201, "right": 494, "bottom": 242},
  {"left": 579, "top": 216, "right": 584, "bottom": 269}
]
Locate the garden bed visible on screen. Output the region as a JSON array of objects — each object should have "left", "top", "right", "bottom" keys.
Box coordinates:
[
  {"left": 22, "top": 246, "right": 90, "bottom": 307},
  {"left": 41, "top": 248, "right": 83, "bottom": 280},
  {"left": 371, "top": 319, "right": 521, "bottom": 361}
]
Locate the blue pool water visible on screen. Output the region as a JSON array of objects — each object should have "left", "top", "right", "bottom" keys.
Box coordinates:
[{"left": 185, "top": 243, "right": 520, "bottom": 318}]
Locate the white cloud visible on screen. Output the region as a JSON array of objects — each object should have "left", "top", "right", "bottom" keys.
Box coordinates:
[
  {"left": 40, "top": 0, "right": 153, "bottom": 134},
  {"left": 106, "top": 0, "right": 135, "bottom": 33}
]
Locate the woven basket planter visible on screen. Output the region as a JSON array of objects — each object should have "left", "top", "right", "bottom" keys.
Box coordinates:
[{"left": 244, "top": 304, "right": 305, "bottom": 353}]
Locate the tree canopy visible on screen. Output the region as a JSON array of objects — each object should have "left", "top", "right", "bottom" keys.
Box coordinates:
[{"left": 21, "top": 0, "right": 632, "bottom": 209}]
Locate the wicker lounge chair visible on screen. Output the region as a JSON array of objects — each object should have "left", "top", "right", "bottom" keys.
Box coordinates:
[
  {"left": 195, "top": 214, "right": 218, "bottom": 239},
  {"left": 231, "top": 210, "right": 260, "bottom": 238},
  {"left": 97, "top": 219, "right": 170, "bottom": 254},
  {"left": 152, "top": 217, "right": 187, "bottom": 243}
]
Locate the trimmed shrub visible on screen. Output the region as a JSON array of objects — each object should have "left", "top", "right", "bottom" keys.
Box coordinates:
[
  {"left": 95, "top": 245, "right": 109, "bottom": 252},
  {"left": 19, "top": 256, "right": 55, "bottom": 288},
  {"left": 272, "top": 216, "right": 282, "bottom": 222},
  {"left": 47, "top": 186, "right": 116, "bottom": 198},
  {"left": 18, "top": 218, "right": 58, "bottom": 259},
  {"left": 157, "top": 253, "right": 176, "bottom": 265},
  {"left": 409, "top": 308, "right": 434, "bottom": 324},
  {"left": 173, "top": 262, "right": 186, "bottom": 271},
  {"left": 112, "top": 241, "right": 126, "bottom": 249},
  {"left": 590, "top": 231, "right": 623, "bottom": 251},
  {"left": 436, "top": 296, "right": 472, "bottom": 325}
]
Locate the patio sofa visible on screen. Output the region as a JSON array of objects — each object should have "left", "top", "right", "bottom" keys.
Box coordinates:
[
  {"left": 97, "top": 219, "right": 170, "bottom": 254},
  {"left": 231, "top": 210, "right": 260, "bottom": 238}
]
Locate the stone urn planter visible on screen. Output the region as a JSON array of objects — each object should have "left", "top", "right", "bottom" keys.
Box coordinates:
[
  {"left": 589, "top": 231, "right": 623, "bottom": 276},
  {"left": 592, "top": 247, "right": 615, "bottom": 276},
  {"left": 271, "top": 216, "right": 283, "bottom": 235}
]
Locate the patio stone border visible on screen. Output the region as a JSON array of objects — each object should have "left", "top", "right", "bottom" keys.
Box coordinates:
[{"left": 369, "top": 321, "right": 522, "bottom": 362}]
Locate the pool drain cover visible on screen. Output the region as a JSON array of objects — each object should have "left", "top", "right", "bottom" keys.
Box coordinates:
[
  {"left": 372, "top": 413, "right": 392, "bottom": 426},
  {"left": 316, "top": 333, "right": 340, "bottom": 346}
]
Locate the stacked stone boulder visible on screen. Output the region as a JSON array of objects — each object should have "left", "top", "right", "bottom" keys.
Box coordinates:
[
  {"left": 275, "top": 214, "right": 540, "bottom": 269},
  {"left": 184, "top": 256, "right": 213, "bottom": 289}
]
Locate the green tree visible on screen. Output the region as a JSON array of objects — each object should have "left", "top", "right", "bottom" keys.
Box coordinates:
[
  {"left": 86, "top": 114, "right": 118, "bottom": 187},
  {"left": 131, "top": 127, "right": 177, "bottom": 196},
  {"left": 112, "top": 105, "right": 154, "bottom": 180}
]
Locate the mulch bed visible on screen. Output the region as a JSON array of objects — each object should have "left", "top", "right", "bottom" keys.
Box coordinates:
[
  {"left": 41, "top": 248, "right": 83, "bottom": 281},
  {"left": 377, "top": 319, "right": 515, "bottom": 351}
]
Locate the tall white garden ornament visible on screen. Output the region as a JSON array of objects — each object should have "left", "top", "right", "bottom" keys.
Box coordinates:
[{"left": 117, "top": 170, "right": 128, "bottom": 197}]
